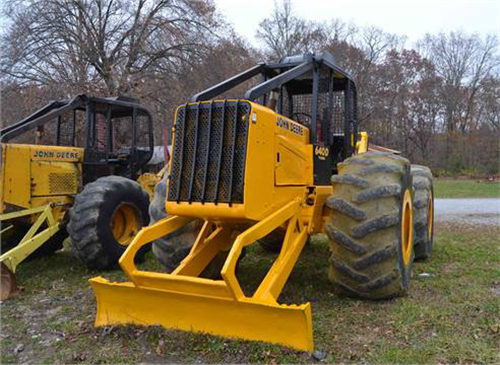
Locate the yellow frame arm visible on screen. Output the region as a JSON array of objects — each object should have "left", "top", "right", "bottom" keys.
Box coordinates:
[
  {"left": 90, "top": 198, "right": 315, "bottom": 351},
  {"left": 0, "top": 204, "right": 61, "bottom": 273}
]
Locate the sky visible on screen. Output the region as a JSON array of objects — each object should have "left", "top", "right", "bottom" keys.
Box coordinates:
[{"left": 213, "top": 0, "right": 500, "bottom": 47}]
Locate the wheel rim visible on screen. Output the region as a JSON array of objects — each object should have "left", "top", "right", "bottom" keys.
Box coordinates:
[
  {"left": 111, "top": 203, "right": 141, "bottom": 246},
  {"left": 401, "top": 188, "right": 414, "bottom": 266},
  {"left": 428, "top": 190, "right": 434, "bottom": 241}
]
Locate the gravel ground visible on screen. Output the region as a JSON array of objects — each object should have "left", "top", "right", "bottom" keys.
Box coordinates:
[{"left": 435, "top": 198, "right": 500, "bottom": 225}]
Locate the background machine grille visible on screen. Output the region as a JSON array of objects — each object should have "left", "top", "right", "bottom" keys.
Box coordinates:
[{"left": 48, "top": 172, "right": 78, "bottom": 194}]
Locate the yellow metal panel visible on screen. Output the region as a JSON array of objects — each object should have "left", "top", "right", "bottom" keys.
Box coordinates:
[
  {"left": 90, "top": 277, "right": 314, "bottom": 352},
  {"left": 356, "top": 132, "right": 369, "bottom": 154},
  {"left": 275, "top": 135, "right": 307, "bottom": 186},
  {"left": 1, "top": 143, "right": 83, "bottom": 211},
  {"left": 166, "top": 201, "right": 246, "bottom": 221},
  {"left": 131, "top": 272, "right": 233, "bottom": 299},
  {"left": 29, "top": 145, "right": 83, "bottom": 162},
  {"left": 1, "top": 144, "right": 32, "bottom": 209},
  {"left": 29, "top": 144, "right": 82, "bottom": 198},
  {"left": 243, "top": 103, "right": 314, "bottom": 221},
  {"left": 31, "top": 161, "right": 80, "bottom": 196},
  {"left": 245, "top": 103, "right": 279, "bottom": 217},
  {"left": 165, "top": 101, "right": 314, "bottom": 223}
]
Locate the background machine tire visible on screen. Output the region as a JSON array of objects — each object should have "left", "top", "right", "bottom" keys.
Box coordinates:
[
  {"left": 68, "top": 176, "right": 150, "bottom": 270},
  {"left": 149, "top": 173, "right": 229, "bottom": 279},
  {"left": 326, "top": 152, "right": 415, "bottom": 299},
  {"left": 411, "top": 165, "right": 434, "bottom": 261}
]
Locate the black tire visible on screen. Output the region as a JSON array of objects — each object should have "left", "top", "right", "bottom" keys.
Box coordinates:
[
  {"left": 326, "top": 152, "right": 415, "bottom": 299},
  {"left": 150, "top": 173, "right": 229, "bottom": 279},
  {"left": 411, "top": 165, "right": 434, "bottom": 261},
  {"left": 68, "top": 176, "right": 150, "bottom": 270}
]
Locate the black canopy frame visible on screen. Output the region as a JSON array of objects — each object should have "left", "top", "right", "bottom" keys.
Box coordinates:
[{"left": 191, "top": 52, "right": 358, "bottom": 153}]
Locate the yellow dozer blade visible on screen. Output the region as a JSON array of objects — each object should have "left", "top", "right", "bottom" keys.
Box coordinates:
[{"left": 90, "top": 200, "right": 315, "bottom": 351}]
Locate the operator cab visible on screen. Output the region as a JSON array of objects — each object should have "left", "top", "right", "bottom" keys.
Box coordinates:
[
  {"left": 191, "top": 52, "right": 358, "bottom": 184},
  {"left": 0, "top": 95, "right": 154, "bottom": 182}
]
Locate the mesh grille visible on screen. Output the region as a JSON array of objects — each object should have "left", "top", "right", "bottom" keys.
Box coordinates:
[
  {"left": 168, "top": 101, "right": 250, "bottom": 204},
  {"left": 280, "top": 68, "right": 346, "bottom": 142},
  {"left": 57, "top": 118, "right": 75, "bottom": 146},
  {"left": 49, "top": 173, "right": 77, "bottom": 194}
]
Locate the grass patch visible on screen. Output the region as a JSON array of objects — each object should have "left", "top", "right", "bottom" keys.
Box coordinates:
[
  {"left": 1, "top": 224, "right": 499, "bottom": 363},
  {"left": 435, "top": 178, "right": 500, "bottom": 198}
]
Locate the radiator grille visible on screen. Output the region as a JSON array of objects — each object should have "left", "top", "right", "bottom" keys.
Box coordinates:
[
  {"left": 168, "top": 101, "right": 250, "bottom": 204},
  {"left": 49, "top": 173, "right": 77, "bottom": 194}
]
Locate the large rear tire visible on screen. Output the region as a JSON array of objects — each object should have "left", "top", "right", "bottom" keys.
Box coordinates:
[
  {"left": 326, "top": 152, "right": 414, "bottom": 299},
  {"left": 411, "top": 165, "right": 434, "bottom": 261},
  {"left": 149, "top": 174, "right": 202, "bottom": 271},
  {"left": 68, "top": 176, "right": 150, "bottom": 270},
  {"left": 149, "top": 173, "right": 228, "bottom": 278}
]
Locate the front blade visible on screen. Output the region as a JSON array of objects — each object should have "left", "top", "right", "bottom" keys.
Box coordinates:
[{"left": 90, "top": 276, "right": 313, "bottom": 352}]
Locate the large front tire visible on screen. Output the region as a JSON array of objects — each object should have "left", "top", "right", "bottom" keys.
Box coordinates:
[
  {"left": 68, "top": 176, "right": 150, "bottom": 270},
  {"left": 326, "top": 152, "right": 414, "bottom": 299}
]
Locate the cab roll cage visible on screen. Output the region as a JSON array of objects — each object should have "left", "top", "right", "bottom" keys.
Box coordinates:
[
  {"left": 0, "top": 94, "right": 154, "bottom": 181},
  {"left": 191, "top": 52, "right": 358, "bottom": 151}
]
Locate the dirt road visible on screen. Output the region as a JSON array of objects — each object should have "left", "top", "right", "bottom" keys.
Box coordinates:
[{"left": 435, "top": 198, "right": 500, "bottom": 225}]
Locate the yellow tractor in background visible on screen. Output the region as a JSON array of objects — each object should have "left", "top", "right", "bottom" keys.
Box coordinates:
[
  {"left": 90, "top": 52, "right": 435, "bottom": 351},
  {"left": 0, "top": 95, "right": 164, "bottom": 299}
]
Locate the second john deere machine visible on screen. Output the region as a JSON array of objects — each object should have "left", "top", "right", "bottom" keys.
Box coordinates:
[
  {"left": 90, "top": 52, "right": 435, "bottom": 351},
  {"left": 0, "top": 95, "right": 162, "bottom": 299}
]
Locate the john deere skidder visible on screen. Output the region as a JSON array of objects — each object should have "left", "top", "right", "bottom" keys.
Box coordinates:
[
  {"left": 1, "top": 95, "right": 160, "bottom": 299},
  {"left": 90, "top": 53, "right": 435, "bottom": 351}
]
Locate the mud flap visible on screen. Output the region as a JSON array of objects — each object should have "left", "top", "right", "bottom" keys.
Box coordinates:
[{"left": 90, "top": 276, "right": 314, "bottom": 352}]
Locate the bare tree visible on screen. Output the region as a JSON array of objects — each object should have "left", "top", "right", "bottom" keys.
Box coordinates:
[
  {"left": 419, "top": 32, "right": 499, "bottom": 133},
  {"left": 478, "top": 77, "right": 500, "bottom": 131},
  {"left": 1, "top": 0, "right": 498, "bottom": 175},
  {"left": 1, "top": 0, "right": 221, "bottom": 95},
  {"left": 355, "top": 26, "right": 405, "bottom": 65},
  {"left": 256, "top": 0, "right": 332, "bottom": 59}
]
